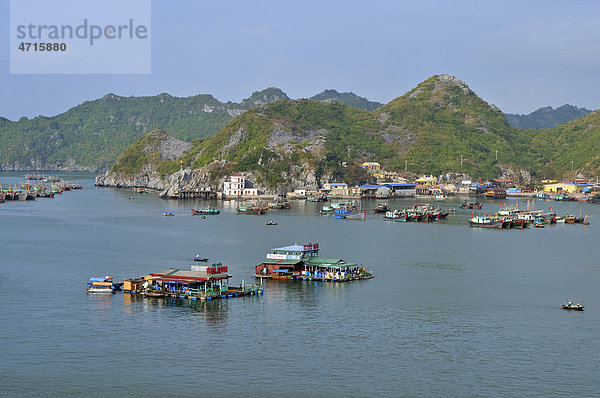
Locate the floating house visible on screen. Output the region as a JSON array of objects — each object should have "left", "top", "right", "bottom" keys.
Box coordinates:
[
  {"left": 125, "top": 263, "right": 263, "bottom": 300},
  {"left": 254, "top": 243, "right": 373, "bottom": 282}
]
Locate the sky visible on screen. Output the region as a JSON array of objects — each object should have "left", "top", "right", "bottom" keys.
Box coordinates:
[{"left": 2, "top": 0, "right": 600, "bottom": 120}]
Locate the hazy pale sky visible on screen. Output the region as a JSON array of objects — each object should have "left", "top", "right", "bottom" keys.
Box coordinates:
[{"left": 2, "top": 0, "right": 600, "bottom": 120}]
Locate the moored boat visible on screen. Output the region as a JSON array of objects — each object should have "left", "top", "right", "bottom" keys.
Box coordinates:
[
  {"left": 191, "top": 207, "right": 220, "bottom": 215},
  {"left": 236, "top": 200, "right": 268, "bottom": 214},
  {"left": 469, "top": 215, "right": 502, "bottom": 228},
  {"left": 373, "top": 202, "right": 389, "bottom": 213},
  {"left": 460, "top": 200, "right": 483, "bottom": 209}
]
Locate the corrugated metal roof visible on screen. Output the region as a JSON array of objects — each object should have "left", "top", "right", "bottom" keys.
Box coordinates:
[
  {"left": 358, "top": 184, "right": 382, "bottom": 189},
  {"left": 150, "top": 268, "right": 229, "bottom": 281},
  {"left": 305, "top": 257, "right": 343, "bottom": 264},
  {"left": 260, "top": 259, "right": 303, "bottom": 265}
]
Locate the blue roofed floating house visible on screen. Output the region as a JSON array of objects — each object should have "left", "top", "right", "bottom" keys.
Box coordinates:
[{"left": 254, "top": 243, "right": 373, "bottom": 282}]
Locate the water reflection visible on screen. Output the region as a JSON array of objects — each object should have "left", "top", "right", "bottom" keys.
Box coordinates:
[
  {"left": 122, "top": 294, "right": 231, "bottom": 326},
  {"left": 89, "top": 293, "right": 114, "bottom": 311}
]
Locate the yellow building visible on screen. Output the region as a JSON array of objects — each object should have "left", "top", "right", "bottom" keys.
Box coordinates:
[
  {"left": 542, "top": 183, "right": 578, "bottom": 194},
  {"left": 414, "top": 175, "right": 437, "bottom": 186},
  {"left": 361, "top": 162, "right": 381, "bottom": 171}
]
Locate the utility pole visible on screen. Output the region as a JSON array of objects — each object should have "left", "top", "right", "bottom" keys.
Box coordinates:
[
  {"left": 347, "top": 147, "right": 351, "bottom": 158},
  {"left": 460, "top": 155, "right": 463, "bottom": 167},
  {"left": 495, "top": 150, "right": 498, "bottom": 160},
  {"left": 571, "top": 161, "right": 574, "bottom": 172},
  {"left": 405, "top": 159, "right": 408, "bottom": 172}
]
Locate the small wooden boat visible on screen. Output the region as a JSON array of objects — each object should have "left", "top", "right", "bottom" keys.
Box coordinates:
[
  {"left": 266, "top": 220, "right": 278, "bottom": 225},
  {"left": 534, "top": 222, "right": 544, "bottom": 228},
  {"left": 562, "top": 302, "right": 584, "bottom": 311},
  {"left": 194, "top": 256, "right": 209, "bottom": 262},
  {"left": 163, "top": 211, "right": 174, "bottom": 216}
]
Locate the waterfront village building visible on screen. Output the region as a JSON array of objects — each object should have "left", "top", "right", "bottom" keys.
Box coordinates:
[
  {"left": 543, "top": 182, "right": 590, "bottom": 194},
  {"left": 414, "top": 175, "right": 437, "bottom": 186},
  {"left": 223, "top": 174, "right": 258, "bottom": 197},
  {"left": 372, "top": 170, "right": 408, "bottom": 183},
  {"left": 361, "top": 162, "right": 381, "bottom": 171},
  {"left": 357, "top": 185, "right": 391, "bottom": 198},
  {"left": 542, "top": 183, "right": 578, "bottom": 194},
  {"left": 321, "top": 182, "right": 350, "bottom": 197}
]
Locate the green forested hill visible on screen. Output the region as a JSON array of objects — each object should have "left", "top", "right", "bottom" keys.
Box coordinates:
[
  {"left": 529, "top": 110, "right": 600, "bottom": 178},
  {"left": 0, "top": 88, "right": 288, "bottom": 170},
  {"left": 113, "top": 74, "right": 566, "bottom": 187},
  {"left": 310, "top": 89, "right": 383, "bottom": 111}
]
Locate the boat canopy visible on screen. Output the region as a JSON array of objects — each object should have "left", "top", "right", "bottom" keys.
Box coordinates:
[{"left": 305, "top": 257, "right": 344, "bottom": 265}]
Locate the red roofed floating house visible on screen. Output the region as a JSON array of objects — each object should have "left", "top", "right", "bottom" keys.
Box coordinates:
[{"left": 130, "top": 262, "right": 263, "bottom": 300}]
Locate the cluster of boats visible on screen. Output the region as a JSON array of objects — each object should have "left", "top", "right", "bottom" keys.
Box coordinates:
[
  {"left": 1, "top": 180, "right": 82, "bottom": 203},
  {"left": 86, "top": 276, "right": 123, "bottom": 294},
  {"left": 235, "top": 198, "right": 291, "bottom": 214},
  {"left": 469, "top": 206, "right": 589, "bottom": 228},
  {"left": 383, "top": 203, "right": 450, "bottom": 222}
]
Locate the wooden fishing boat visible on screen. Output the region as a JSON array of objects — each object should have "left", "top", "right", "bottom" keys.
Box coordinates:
[
  {"left": 469, "top": 215, "right": 502, "bottom": 228},
  {"left": 163, "top": 211, "right": 174, "bottom": 216},
  {"left": 191, "top": 207, "right": 220, "bottom": 215},
  {"left": 269, "top": 200, "right": 291, "bottom": 209},
  {"left": 334, "top": 207, "right": 366, "bottom": 220},
  {"left": 460, "top": 200, "right": 483, "bottom": 209},
  {"left": 266, "top": 220, "right": 278, "bottom": 225},
  {"left": 236, "top": 206, "right": 267, "bottom": 214}
]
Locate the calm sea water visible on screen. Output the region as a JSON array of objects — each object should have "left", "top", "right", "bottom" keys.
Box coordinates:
[{"left": 1, "top": 173, "right": 599, "bottom": 397}]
